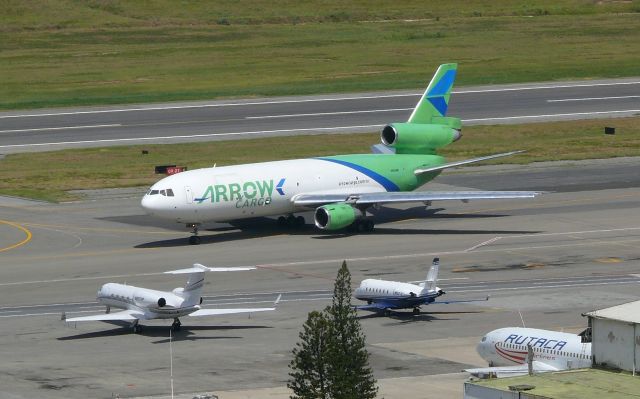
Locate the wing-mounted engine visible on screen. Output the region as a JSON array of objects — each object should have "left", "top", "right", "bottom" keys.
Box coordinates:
[
  {"left": 157, "top": 297, "right": 166, "bottom": 307},
  {"left": 381, "top": 118, "right": 461, "bottom": 155},
  {"left": 314, "top": 203, "right": 363, "bottom": 230}
]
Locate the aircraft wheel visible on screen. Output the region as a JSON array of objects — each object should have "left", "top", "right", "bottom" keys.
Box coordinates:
[
  {"left": 295, "top": 215, "right": 305, "bottom": 227},
  {"left": 132, "top": 325, "right": 142, "bottom": 334},
  {"left": 363, "top": 220, "right": 374, "bottom": 232},
  {"left": 384, "top": 309, "right": 391, "bottom": 317},
  {"left": 277, "top": 216, "right": 287, "bottom": 227},
  {"left": 189, "top": 236, "right": 201, "bottom": 245},
  {"left": 356, "top": 220, "right": 367, "bottom": 233},
  {"left": 412, "top": 308, "right": 420, "bottom": 315}
]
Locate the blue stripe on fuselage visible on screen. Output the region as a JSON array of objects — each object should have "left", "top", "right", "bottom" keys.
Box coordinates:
[{"left": 317, "top": 158, "right": 400, "bottom": 192}]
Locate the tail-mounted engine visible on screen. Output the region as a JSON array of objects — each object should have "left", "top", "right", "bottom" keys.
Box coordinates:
[{"left": 381, "top": 117, "right": 461, "bottom": 154}]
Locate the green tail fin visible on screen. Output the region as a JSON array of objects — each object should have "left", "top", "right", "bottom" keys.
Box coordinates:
[{"left": 407, "top": 63, "right": 458, "bottom": 124}]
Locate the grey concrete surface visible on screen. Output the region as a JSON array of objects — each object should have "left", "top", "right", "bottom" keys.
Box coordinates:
[
  {"left": 1, "top": 78, "right": 638, "bottom": 153},
  {"left": 1, "top": 159, "right": 640, "bottom": 398}
]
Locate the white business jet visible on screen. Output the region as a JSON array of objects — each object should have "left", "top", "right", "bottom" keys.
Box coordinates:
[
  {"left": 354, "top": 257, "right": 488, "bottom": 315},
  {"left": 63, "top": 264, "right": 279, "bottom": 333},
  {"left": 466, "top": 327, "right": 592, "bottom": 377},
  {"left": 141, "top": 63, "right": 541, "bottom": 244}
]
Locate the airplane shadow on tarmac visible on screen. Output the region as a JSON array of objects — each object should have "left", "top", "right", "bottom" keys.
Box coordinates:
[
  {"left": 58, "top": 324, "right": 272, "bottom": 342},
  {"left": 357, "top": 310, "right": 484, "bottom": 324},
  {"left": 133, "top": 206, "right": 539, "bottom": 248}
]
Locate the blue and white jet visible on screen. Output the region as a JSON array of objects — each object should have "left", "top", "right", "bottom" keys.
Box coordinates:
[{"left": 354, "top": 257, "right": 487, "bottom": 315}]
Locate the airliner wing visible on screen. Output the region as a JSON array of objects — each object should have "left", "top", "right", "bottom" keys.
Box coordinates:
[
  {"left": 64, "top": 310, "right": 145, "bottom": 322},
  {"left": 293, "top": 191, "right": 541, "bottom": 207},
  {"left": 465, "top": 361, "right": 559, "bottom": 378},
  {"left": 189, "top": 307, "right": 275, "bottom": 317}
]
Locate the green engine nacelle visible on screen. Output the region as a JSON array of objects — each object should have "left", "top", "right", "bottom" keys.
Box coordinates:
[
  {"left": 314, "top": 203, "right": 362, "bottom": 230},
  {"left": 381, "top": 120, "right": 461, "bottom": 154}
]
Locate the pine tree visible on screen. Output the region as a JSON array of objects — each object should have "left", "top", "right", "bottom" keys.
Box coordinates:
[
  {"left": 288, "top": 261, "right": 378, "bottom": 399},
  {"left": 288, "top": 310, "right": 332, "bottom": 399},
  {"left": 326, "top": 261, "right": 378, "bottom": 399}
]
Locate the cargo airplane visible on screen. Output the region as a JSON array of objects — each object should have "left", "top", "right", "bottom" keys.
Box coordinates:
[
  {"left": 354, "top": 257, "right": 488, "bottom": 315},
  {"left": 466, "top": 327, "right": 592, "bottom": 377},
  {"left": 63, "top": 264, "right": 279, "bottom": 333},
  {"left": 142, "top": 63, "right": 541, "bottom": 244}
]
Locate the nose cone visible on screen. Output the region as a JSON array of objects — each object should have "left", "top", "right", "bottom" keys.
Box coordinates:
[{"left": 141, "top": 193, "right": 158, "bottom": 215}]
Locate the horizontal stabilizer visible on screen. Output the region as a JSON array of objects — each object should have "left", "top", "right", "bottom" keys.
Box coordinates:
[
  {"left": 189, "top": 307, "right": 275, "bottom": 317},
  {"left": 371, "top": 144, "right": 396, "bottom": 154},
  {"left": 414, "top": 151, "right": 525, "bottom": 175},
  {"left": 165, "top": 264, "right": 256, "bottom": 275},
  {"left": 64, "top": 310, "right": 144, "bottom": 323}
]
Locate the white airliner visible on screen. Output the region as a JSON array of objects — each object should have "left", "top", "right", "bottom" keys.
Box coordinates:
[
  {"left": 141, "top": 63, "right": 541, "bottom": 244},
  {"left": 63, "top": 264, "right": 279, "bottom": 333},
  {"left": 354, "top": 257, "right": 488, "bottom": 315},
  {"left": 466, "top": 327, "right": 592, "bottom": 377}
]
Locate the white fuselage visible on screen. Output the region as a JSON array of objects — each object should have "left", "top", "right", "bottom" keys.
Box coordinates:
[
  {"left": 97, "top": 283, "right": 197, "bottom": 320},
  {"left": 477, "top": 327, "right": 592, "bottom": 370},
  {"left": 141, "top": 159, "right": 391, "bottom": 223},
  {"left": 354, "top": 279, "right": 439, "bottom": 307}
]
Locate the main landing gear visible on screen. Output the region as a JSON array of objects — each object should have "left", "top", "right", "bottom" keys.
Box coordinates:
[
  {"left": 277, "top": 215, "right": 305, "bottom": 228},
  {"left": 131, "top": 320, "right": 141, "bottom": 334},
  {"left": 187, "top": 223, "right": 201, "bottom": 245},
  {"left": 172, "top": 318, "right": 182, "bottom": 331},
  {"left": 348, "top": 219, "right": 374, "bottom": 233},
  {"left": 412, "top": 307, "right": 421, "bottom": 315}
]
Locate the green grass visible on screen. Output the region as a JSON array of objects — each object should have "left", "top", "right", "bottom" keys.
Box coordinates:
[
  {"left": 1, "top": 117, "right": 638, "bottom": 202},
  {"left": 1, "top": 1, "right": 639, "bottom": 109}
]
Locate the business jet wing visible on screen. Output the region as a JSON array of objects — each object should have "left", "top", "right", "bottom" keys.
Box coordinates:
[
  {"left": 189, "top": 307, "right": 275, "bottom": 317},
  {"left": 293, "top": 191, "right": 540, "bottom": 207},
  {"left": 355, "top": 301, "right": 398, "bottom": 311},
  {"left": 64, "top": 310, "right": 145, "bottom": 322},
  {"left": 432, "top": 296, "right": 490, "bottom": 304},
  {"left": 465, "top": 361, "right": 559, "bottom": 378}
]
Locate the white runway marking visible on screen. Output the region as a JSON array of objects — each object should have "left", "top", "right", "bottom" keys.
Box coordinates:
[
  {"left": 463, "top": 109, "right": 640, "bottom": 123},
  {"left": 0, "top": 124, "right": 384, "bottom": 149},
  {"left": 245, "top": 108, "right": 411, "bottom": 119},
  {"left": 547, "top": 95, "right": 640, "bottom": 103},
  {"left": 0, "top": 124, "right": 121, "bottom": 134},
  {"left": 2, "top": 80, "right": 638, "bottom": 119},
  {"left": 465, "top": 237, "right": 502, "bottom": 252}
]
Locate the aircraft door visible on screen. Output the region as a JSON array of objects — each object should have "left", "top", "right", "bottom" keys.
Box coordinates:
[{"left": 185, "top": 186, "right": 193, "bottom": 204}]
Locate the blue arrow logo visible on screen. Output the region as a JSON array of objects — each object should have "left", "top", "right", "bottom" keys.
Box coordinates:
[{"left": 276, "top": 178, "right": 286, "bottom": 195}]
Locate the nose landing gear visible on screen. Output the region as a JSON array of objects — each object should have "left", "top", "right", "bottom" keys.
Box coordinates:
[
  {"left": 172, "top": 318, "right": 182, "bottom": 331},
  {"left": 187, "top": 223, "right": 201, "bottom": 245}
]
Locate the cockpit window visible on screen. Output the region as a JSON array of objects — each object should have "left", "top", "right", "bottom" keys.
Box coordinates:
[
  {"left": 481, "top": 336, "right": 487, "bottom": 342},
  {"left": 160, "top": 190, "right": 166, "bottom": 196},
  {"left": 149, "top": 190, "right": 159, "bottom": 195},
  {"left": 166, "top": 189, "right": 174, "bottom": 197}
]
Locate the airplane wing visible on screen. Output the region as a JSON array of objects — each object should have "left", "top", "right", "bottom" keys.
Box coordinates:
[
  {"left": 465, "top": 361, "right": 559, "bottom": 378},
  {"left": 293, "top": 191, "right": 540, "bottom": 207},
  {"left": 354, "top": 302, "right": 398, "bottom": 311},
  {"left": 432, "top": 296, "right": 490, "bottom": 304},
  {"left": 64, "top": 310, "right": 145, "bottom": 322},
  {"left": 189, "top": 307, "right": 275, "bottom": 317}
]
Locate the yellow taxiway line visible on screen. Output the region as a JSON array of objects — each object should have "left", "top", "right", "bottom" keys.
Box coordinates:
[{"left": 0, "top": 220, "right": 32, "bottom": 253}]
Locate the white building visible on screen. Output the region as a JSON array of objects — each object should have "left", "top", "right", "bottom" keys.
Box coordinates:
[{"left": 583, "top": 300, "right": 640, "bottom": 373}]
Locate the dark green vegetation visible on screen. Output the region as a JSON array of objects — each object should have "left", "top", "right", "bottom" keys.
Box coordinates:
[
  {"left": 288, "top": 261, "right": 378, "bottom": 399},
  {"left": 1, "top": 0, "right": 639, "bottom": 109},
  {"left": 1, "top": 117, "right": 638, "bottom": 202}
]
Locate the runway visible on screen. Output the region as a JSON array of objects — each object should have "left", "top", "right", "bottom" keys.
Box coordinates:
[
  {"left": 1, "top": 158, "right": 640, "bottom": 398},
  {"left": 1, "top": 77, "right": 638, "bottom": 152}
]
